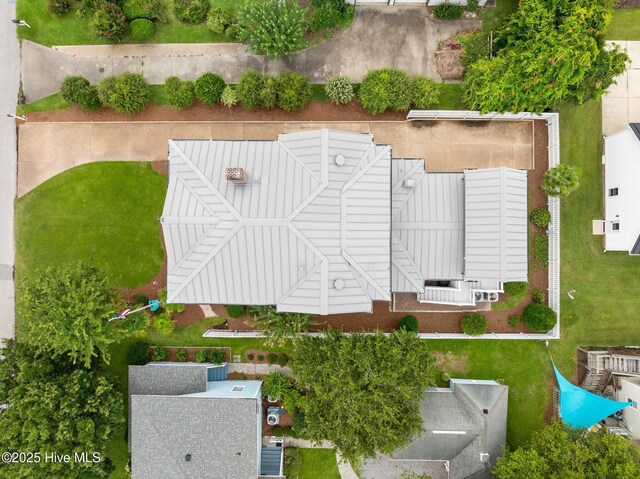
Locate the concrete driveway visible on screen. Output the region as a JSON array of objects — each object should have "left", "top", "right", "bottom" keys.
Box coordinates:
[
  {"left": 603, "top": 41, "right": 640, "bottom": 136},
  {"left": 21, "top": 6, "right": 479, "bottom": 101},
  {"left": 17, "top": 120, "right": 534, "bottom": 196}
]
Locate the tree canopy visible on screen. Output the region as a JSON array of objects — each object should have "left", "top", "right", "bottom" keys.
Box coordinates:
[
  {"left": 290, "top": 330, "right": 436, "bottom": 466},
  {"left": 0, "top": 340, "right": 124, "bottom": 479},
  {"left": 250, "top": 306, "right": 317, "bottom": 347},
  {"left": 462, "top": 0, "right": 628, "bottom": 113},
  {"left": 494, "top": 421, "right": 640, "bottom": 479}
]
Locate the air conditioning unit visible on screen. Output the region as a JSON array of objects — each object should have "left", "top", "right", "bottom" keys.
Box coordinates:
[{"left": 267, "top": 407, "right": 283, "bottom": 426}]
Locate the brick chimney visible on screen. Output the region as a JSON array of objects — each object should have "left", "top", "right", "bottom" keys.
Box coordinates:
[{"left": 225, "top": 167, "right": 248, "bottom": 185}]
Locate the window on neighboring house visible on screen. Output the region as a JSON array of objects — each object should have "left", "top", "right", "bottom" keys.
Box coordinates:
[
  {"left": 612, "top": 222, "right": 620, "bottom": 231},
  {"left": 609, "top": 187, "right": 619, "bottom": 197},
  {"left": 628, "top": 398, "right": 638, "bottom": 410}
]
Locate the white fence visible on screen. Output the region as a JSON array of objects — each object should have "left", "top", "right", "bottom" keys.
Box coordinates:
[{"left": 345, "top": 0, "right": 489, "bottom": 6}]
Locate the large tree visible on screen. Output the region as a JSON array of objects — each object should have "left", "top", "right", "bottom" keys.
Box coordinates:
[
  {"left": 462, "top": 0, "right": 628, "bottom": 113},
  {"left": 494, "top": 421, "right": 640, "bottom": 479},
  {"left": 18, "top": 262, "right": 148, "bottom": 367},
  {"left": 0, "top": 340, "right": 124, "bottom": 479},
  {"left": 290, "top": 330, "right": 436, "bottom": 466}
]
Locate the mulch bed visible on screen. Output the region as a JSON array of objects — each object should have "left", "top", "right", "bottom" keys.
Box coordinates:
[
  {"left": 148, "top": 346, "right": 231, "bottom": 362},
  {"left": 244, "top": 349, "right": 291, "bottom": 365}
]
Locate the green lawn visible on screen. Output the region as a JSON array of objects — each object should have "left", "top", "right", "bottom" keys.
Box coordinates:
[
  {"left": 480, "top": 0, "right": 519, "bottom": 33},
  {"left": 438, "top": 83, "right": 465, "bottom": 110},
  {"left": 606, "top": 10, "right": 640, "bottom": 40},
  {"left": 15, "top": 162, "right": 167, "bottom": 288},
  {"left": 284, "top": 448, "right": 341, "bottom": 479},
  {"left": 17, "top": 93, "right": 69, "bottom": 115}
]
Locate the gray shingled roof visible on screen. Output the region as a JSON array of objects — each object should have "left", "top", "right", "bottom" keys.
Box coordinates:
[{"left": 162, "top": 129, "right": 391, "bottom": 315}]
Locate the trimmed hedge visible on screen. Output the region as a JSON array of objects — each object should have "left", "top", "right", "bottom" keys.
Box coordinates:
[
  {"left": 523, "top": 303, "right": 556, "bottom": 332},
  {"left": 530, "top": 208, "right": 551, "bottom": 228},
  {"left": 503, "top": 281, "right": 528, "bottom": 296},
  {"left": 130, "top": 18, "right": 155, "bottom": 41},
  {"left": 461, "top": 313, "right": 487, "bottom": 336},
  {"left": 164, "top": 76, "right": 195, "bottom": 110},
  {"left": 78, "top": 86, "right": 102, "bottom": 112},
  {"left": 195, "top": 73, "right": 226, "bottom": 106},
  {"left": 61, "top": 76, "right": 90, "bottom": 104},
  {"left": 533, "top": 233, "right": 549, "bottom": 268},
  {"left": 226, "top": 305, "right": 245, "bottom": 318},
  {"left": 127, "top": 341, "right": 150, "bottom": 365},
  {"left": 397, "top": 315, "right": 419, "bottom": 332},
  {"left": 359, "top": 68, "right": 412, "bottom": 115}
]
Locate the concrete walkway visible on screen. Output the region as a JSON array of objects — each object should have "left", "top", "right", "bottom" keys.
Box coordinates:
[
  {"left": 603, "top": 41, "right": 640, "bottom": 136},
  {"left": 21, "top": 7, "right": 479, "bottom": 101}
]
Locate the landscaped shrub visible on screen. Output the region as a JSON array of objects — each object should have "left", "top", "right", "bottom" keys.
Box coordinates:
[
  {"left": 542, "top": 164, "right": 579, "bottom": 198},
  {"left": 434, "top": 2, "right": 463, "bottom": 20},
  {"left": 359, "top": 68, "right": 412, "bottom": 115},
  {"left": 523, "top": 303, "right": 557, "bottom": 332},
  {"left": 532, "top": 288, "right": 545, "bottom": 304},
  {"left": 247, "top": 353, "right": 255, "bottom": 361},
  {"left": 508, "top": 314, "right": 521, "bottom": 327},
  {"left": 194, "top": 350, "right": 208, "bottom": 362},
  {"left": 130, "top": 18, "right": 155, "bottom": 41},
  {"left": 291, "top": 411, "right": 306, "bottom": 436},
  {"left": 151, "top": 346, "right": 169, "bottom": 361},
  {"left": 530, "top": 208, "right": 551, "bottom": 228},
  {"left": 503, "top": 282, "right": 528, "bottom": 296},
  {"left": 441, "top": 372, "right": 450, "bottom": 382},
  {"left": 324, "top": 75, "right": 354, "bottom": 104},
  {"left": 208, "top": 349, "right": 226, "bottom": 364},
  {"left": 268, "top": 352, "right": 278, "bottom": 364},
  {"left": 164, "top": 76, "right": 195, "bottom": 110},
  {"left": 257, "top": 354, "right": 265, "bottom": 362},
  {"left": 127, "top": 341, "right": 150, "bottom": 365},
  {"left": 78, "top": 85, "right": 102, "bottom": 112},
  {"left": 206, "top": 6, "right": 231, "bottom": 33},
  {"left": 226, "top": 305, "right": 245, "bottom": 318},
  {"left": 195, "top": 73, "right": 226, "bottom": 105},
  {"left": 397, "top": 315, "right": 419, "bottom": 332},
  {"left": 466, "top": 0, "right": 480, "bottom": 12},
  {"left": 461, "top": 313, "right": 487, "bottom": 336},
  {"left": 154, "top": 312, "right": 175, "bottom": 336},
  {"left": 123, "top": 0, "right": 150, "bottom": 20},
  {"left": 262, "top": 372, "right": 293, "bottom": 399},
  {"left": 277, "top": 353, "right": 289, "bottom": 367},
  {"left": 93, "top": 1, "right": 128, "bottom": 43},
  {"left": 157, "top": 288, "right": 186, "bottom": 314},
  {"left": 237, "top": 0, "right": 308, "bottom": 57},
  {"left": 309, "top": 1, "right": 343, "bottom": 32},
  {"left": 175, "top": 348, "right": 188, "bottom": 361},
  {"left": 135, "top": 294, "right": 149, "bottom": 306},
  {"left": 60, "top": 76, "right": 90, "bottom": 104},
  {"left": 533, "top": 233, "right": 549, "bottom": 268},
  {"left": 411, "top": 76, "right": 441, "bottom": 109},
  {"left": 276, "top": 72, "right": 312, "bottom": 112},
  {"left": 221, "top": 85, "right": 238, "bottom": 107},
  {"left": 261, "top": 76, "right": 278, "bottom": 109},
  {"left": 106, "top": 71, "right": 151, "bottom": 113},
  {"left": 237, "top": 70, "right": 265, "bottom": 109},
  {"left": 49, "top": 0, "right": 71, "bottom": 15},
  {"left": 146, "top": 0, "right": 169, "bottom": 22},
  {"left": 174, "top": 0, "right": 209, "bottom": 24},
  {"left": 97, "top": 76, "right": 117, "bottom": 107}
]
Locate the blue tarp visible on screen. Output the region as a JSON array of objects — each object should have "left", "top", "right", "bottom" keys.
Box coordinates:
[{"left": 553, "top": 364, "right": 631, "bottom": 429}]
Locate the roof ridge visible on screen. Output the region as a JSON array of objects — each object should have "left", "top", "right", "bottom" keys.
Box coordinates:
[
  {"left": 342, "top": 249, "right": 391, "bottom": 301},
  {"left": 342, "top": 145, "right": 391, "bottom": 193},
  {"left": 277, "top": 134, "right": 323, "bottom": 183},
  {"left": 391, "top": 232, "right": 425, "bottom": 291}
]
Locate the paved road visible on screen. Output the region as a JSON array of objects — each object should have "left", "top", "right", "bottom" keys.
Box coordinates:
[
  {"left": 602, "top": 41, "right": 640, "bottom": 136},
  {"left": 0, "top": 0, "right": 20, "bottom": 342},
  {"left": 21, "top": 7, "right": 479, "bottom": 101}
]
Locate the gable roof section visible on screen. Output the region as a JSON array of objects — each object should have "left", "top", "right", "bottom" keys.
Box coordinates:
[
  {"left": 162, "top": 129, "right": 391, "bottom": 315},
  {"left": 630, "top": 123, "right": 640, "bottom": 142},
  {"left": 463, "top": 168, "right": 528, "bottom": 283}
]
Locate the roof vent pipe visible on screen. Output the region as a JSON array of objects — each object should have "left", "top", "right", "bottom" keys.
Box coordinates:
[
  {"left": 334, "top": 154, "right": 345, "bottom": 166},
  {"left": 334, "top": 278, "right": 345, "bottom": 290}
]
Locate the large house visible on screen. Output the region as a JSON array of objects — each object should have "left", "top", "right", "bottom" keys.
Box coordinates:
[
  {"left": 361, "top": 379, "right": 509, "bottom": 479},
  {"left": 161, "top": 129, "right": 528, "bottom": 315},
  {"left": 602, "top": 124, "right": 640, "bottom": 253}
]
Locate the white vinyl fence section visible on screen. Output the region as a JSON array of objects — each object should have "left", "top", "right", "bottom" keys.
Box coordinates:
[{"left": 345, "top": 0, "right": 488, "bottom": 6}]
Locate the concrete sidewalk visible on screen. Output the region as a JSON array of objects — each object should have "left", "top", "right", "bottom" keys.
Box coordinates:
[
  {"left": 21, "top": 7, "right": 479, "bottom": 101},
  {"left": 17, "top": 120, "right": 534, "bottom": 196},
  {"left": 603, "top": 41, "right": 640, "bottom": 136}
]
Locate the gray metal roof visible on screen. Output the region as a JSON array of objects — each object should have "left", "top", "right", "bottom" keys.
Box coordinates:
[
  {"left": 463, "top": 168, "right": 528, "bottom": 283},
  {"left": 162, "top": 129, "right": 391, "bottom": 315},
  {"left": 630, "top": 123, "right": 640, "bottom": 142}
]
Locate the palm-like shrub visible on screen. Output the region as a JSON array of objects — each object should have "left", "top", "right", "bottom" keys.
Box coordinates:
[
  {"left": 324, "top": 75, "right": 354, "bottom": 104},
  {"left": 221, "top": 86, "right": 238, "bottom": 107},
  {"left": 542, "top": 164, "right": 579, "bottom": 198},
  {"left": 276, "top": 72, "right": 312, "bottom": 112},
  {"left": 461, "top": 313, "right": 487, "bottom": 336}
]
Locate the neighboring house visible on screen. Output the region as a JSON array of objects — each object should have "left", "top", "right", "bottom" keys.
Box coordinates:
[
  {"left": 615, "top": 377, "right": 640, "bottom": 440},
  {"left": 602, "top": 124, "right": 640, "bottom": 253},
  {"left": 128, "top": 362, "right": 283, "bottom": 479},
  {"left": 162, "top": 129, "right": 528, "bottom": 314},
  {"left": 361, "top": 379, "right": 509, "bottom": 479}
]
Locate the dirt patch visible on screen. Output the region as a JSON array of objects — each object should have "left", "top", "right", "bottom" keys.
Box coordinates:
[
  {"left": 435, "top": 31, "right": 473, "bottom": 80},
  {"left": 433, "top": 351, "right": 469, "bottom": 374}
]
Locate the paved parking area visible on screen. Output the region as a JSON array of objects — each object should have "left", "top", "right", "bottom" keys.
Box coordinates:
[
  {"left": 17, "top": 120, "right": 534, "bottom": 196},
  {"left": 602, "top": 41, "right": 640, "bottom": 136}
]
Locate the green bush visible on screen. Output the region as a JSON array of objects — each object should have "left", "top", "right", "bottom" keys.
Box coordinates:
[
  {"left": 151, "top": 346, "right": 169, "bottom": 361},
  {"left": 226, "top": 305, "right": 245, "bottom": 318},
  {"left": 221, "top": 85, "right": 238, "bottom": 108},
  {"left": 441, "top": 372, "right": 450, "bottom": 382},
  {"left": 398, "top": 315, "right": 419, "bottom": 332},
  {"left": 93, "top": 1, "right": 128, "bottom": 43},
  {"left": 194, "top": 350, "right": 208, "bottom": 362},
  {"left": 268, "top": 352, "right": 278, "bottom": 364},
  {"left": 195, "top": 73, "right": 226, "bottom": 105},
  {"left": 257, "top": 354, "right": 265, "bottom": 362},
  {"left": 359, "top": 68, "right": 412, "bottom": 115},
  {"left": 261, "top": 76, "right": 278, "bottom": 109},
  {"left": 309, "top": 1, "right": 342, "bottom": 32},
  {"left": 277, "top": 353, "right": 289, "bottom": 367},
  {"left": 164, "top": 76, "right": 195, "bottom": 110},
  {"left": 208, "top": 349, "right": 226, "bottom": 364},
  {"left": 237, "top": 70, "right": 265, "bottom": 109},
  {"left": 461, "top": 313, "right": 487, "bottom": 336},
  {"left": 542, "top": 164, "right": 579, "bottom": 198},
  {"left": 291, "top": 411, "right": 306, "bottom": 436},
  {"left": 324, "top": 75, "right": 354, "bottom": 104},
  {"left": 508, "top": 314, "right": 521, "bottom": 327},
  {"left": 130, "top": 18, "right": 155, "bottom": 41},
  {"left": 411, "top": 76, "right": 441, "bottom": 109},
  {"left": 135, "top": 294, "right": 149, "bottom": 306},
  {"left": 78, "top": 85, "right": 102, "bottom": 112},
  {"left": 206, "top": 6, "right": 231, "bottom": 33},
  {"left": 60, "top": 76, "right": 90, "bottom": 104},
  {"left": 109, "top": 72, "right": 150, "bottom": 113},
  {"left": 533, "top": 233, "right": 549, "bottom": 268},
  {"left": 503, "top": 282, "right": 528, "bottom": 296},
  {"left": 530, "top": 208, "right": 551, "bottom": 228},
  {"left": 262, "top": 371, "right": 293, "bottom": 399},
  {"left": 174, "top": 0, "right": 209, "bottom": 24},
  {"left": 532, "top": 288, "right": 545, "bottom": 304},
  {"left": 277, "top": 72, "right": 312, "bottom": 112},
  {"left": 49, "top": 0, "right": 71, "bottom": 15},
  {"left": 154, "top": 312, "right": 175, "bottom": 336},
  {"left": 97, "top": 76, "right": 117, "bottom": 107},
  {"left": 157, "top": 288, "right": 186, "bottom": 314},
  {"left": 147, "top": 0, "right": 169, "bottom": 22},
  {"left": 175, "top": 348, "right": 188, "bottom": 361},
  {"left": 123, "top": 0, "right": 150, "bottom": 19},
  {"left": 247, "top": 353, "right": 255, "bottom": 361},
  {"left": 434, "top": 2, "right": 464, "bottom": 20},
  {"left": 466, "top": 0, "right": 480, "bottom": 11},
  {"left": 523, "top": 303, "right": 557, "bottom": 332},
  {"left": 127, "top": 341, "right": 150, "bottom": 365}
]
